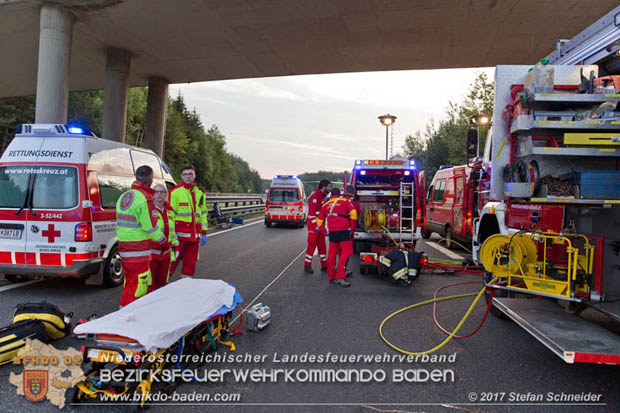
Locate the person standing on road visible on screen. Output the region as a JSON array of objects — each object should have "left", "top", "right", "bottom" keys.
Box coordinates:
[
  {"left": 148, "top": 184, "right": 179, "bottom": 292},
  {"left": 116, "top": 165, "right": 167, "bottom": 307},
  {"left": 169, "top": 164, "right": 208, "bottom": 279},
  {"left": 317, "top": 187, "right": 357, "bottom": 287},
  {"left": 304, "top": 179, "right": 331, "bottom": 273},
  {"left": 343, "top": 185, "right": 361, "bottom": 277}
]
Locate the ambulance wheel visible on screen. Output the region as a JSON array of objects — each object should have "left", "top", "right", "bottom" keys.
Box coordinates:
[
  {"left": 4, "top": 274, "right": 25, "bottom": 283},
  {"left": 421, "top": 230, "right": 432, "bottom": 239},
  {"left": 103, "top": 246, "right": 124, "bottom": 288}
]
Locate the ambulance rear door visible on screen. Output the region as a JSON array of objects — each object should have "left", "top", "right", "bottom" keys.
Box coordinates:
[
  {"left": 24, "top": 137, "right": 89, "bottom": 270},
  {"left": 0, "top": 134, "right": 49, "bottom": 267}
]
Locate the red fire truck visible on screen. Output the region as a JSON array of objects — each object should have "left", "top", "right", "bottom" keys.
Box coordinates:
[
  {"left": 422, "top": 164, "right": 479, "bottom": 247},
  {"left": 349, "top": 157, "right": 422, "bottom": 252}
]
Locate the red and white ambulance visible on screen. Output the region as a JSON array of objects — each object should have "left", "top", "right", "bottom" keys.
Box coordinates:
[
  {"left": 0, "top": 124, "right": 175, "bottom": 286},
  {"left": 264, "top": 175, "right": 307, "bottom": 228}
]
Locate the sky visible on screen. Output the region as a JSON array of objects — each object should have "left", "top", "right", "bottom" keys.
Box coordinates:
[{"left": 169, "top": 67, "right": 495, "bottom": 179}]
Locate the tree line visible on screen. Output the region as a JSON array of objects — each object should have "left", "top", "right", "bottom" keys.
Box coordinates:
[
  {"left": 402, "top": 72, "right": 494, "bottom": 184},
  {"left": 0, "top": 89, "right": 263, "bottom": 193}
]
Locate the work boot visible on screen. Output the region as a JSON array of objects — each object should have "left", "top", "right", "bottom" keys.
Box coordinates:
[
  {"left": 330, "top": 279, "right": 351, "bottom": 288},
  {"left": 346, "top": 270, "right": 353, "bottom": 278},
  {"left": 304, "top": 266, "right": 314, "bottom": 274}
]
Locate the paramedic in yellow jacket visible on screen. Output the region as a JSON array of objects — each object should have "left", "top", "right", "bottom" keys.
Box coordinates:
[
  {"left": 148, "top": 184, "right": 179, "bottom": 292},
  {"left": 116, "top": 165, "right": 166, "bottom": 307},
  {"left": 169, "top": 164, "right": 208, "bottom": 278}
]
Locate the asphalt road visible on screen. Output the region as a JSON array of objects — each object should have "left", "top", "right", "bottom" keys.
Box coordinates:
[{"left": 0, "top": 220, "right": 618, "bottom": 413}]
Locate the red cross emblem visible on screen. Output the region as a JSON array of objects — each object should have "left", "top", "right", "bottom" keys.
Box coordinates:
[{"left": 42, "top": 224, "right": 61, "bottom": 243}]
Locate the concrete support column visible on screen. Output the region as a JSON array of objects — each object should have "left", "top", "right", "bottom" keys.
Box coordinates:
[
  {"left": 145, "top": 76, "right": 169, "bottom": 157},
  {"left": 102, "top": 48, "right": 131, "bottom": 142},
  {"left": 35, "top": 5, "right": 73, "bottom": 124}
]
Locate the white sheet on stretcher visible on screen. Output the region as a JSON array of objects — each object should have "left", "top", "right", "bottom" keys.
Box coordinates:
[{"left": 73, "top": 278, "right": 238, "bottom": 352}]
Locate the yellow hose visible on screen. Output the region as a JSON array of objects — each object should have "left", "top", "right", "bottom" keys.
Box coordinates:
[
  {"left": 379, "top": 278, "right": 497, "bottom": 355},
  {"left": 380, "top": 225, "right": 399, "bottom": 247},
  {"left": 437, "top": 237, "right": 473, "bottom": 254}
]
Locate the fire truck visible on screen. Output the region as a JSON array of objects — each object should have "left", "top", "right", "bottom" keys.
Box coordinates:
[
  {"left": 471, "top": 6, "right": 620, "bottom": 364},
  {"left": 349, "top": 157, "right": 422, "bottom": 250}
]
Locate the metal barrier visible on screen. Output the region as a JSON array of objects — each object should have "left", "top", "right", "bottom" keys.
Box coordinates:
[{"left": 204, "top": 193, "right": 265, "bottom": 224}]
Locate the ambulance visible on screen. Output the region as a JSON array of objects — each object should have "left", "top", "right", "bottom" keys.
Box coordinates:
[
  {"left": 0, "top": 124, "right": 175, "bottom": 286},
  {"left": 264, "top": 175, "right": 307, "bottom": 228}
]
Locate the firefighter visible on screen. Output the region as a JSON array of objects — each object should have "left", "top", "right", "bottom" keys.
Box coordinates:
[
  {"left": 116, "top": 165, "right": 167, "bottom": 307},
  {"left": 304, "top": 179, "right": 331, "bottom": 273},
  {"left": 317, "top": 187, "right": 357, "bottom": 287},
  {"left": 169, "top": 164, "right": 208, "bottom": 279},
  {"left": 148, "top": 184, "right": 179, "bottom": 292},
  {"left": 342, "top": 185, "right": 361, "bottom": 277}
]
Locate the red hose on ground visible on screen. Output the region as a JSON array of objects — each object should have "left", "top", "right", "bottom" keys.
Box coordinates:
[
  {"left": 230, "top": 307, "right": 244, "bottom": 336},
  {"left": 432, "top": 280, "right": 496, "bottom": 339}
]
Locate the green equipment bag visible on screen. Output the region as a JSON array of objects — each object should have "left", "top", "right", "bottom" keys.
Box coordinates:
[
  {"left": 0, "top": 319, "right": 48, "bottom": 365},
  {"left": 13, "top": 302, "right": 72, "bottom": 340}
]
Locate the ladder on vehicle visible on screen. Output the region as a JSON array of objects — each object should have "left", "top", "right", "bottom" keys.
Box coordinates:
[{"left": 399, "top": 181, "right": 415, "bottom": 246}]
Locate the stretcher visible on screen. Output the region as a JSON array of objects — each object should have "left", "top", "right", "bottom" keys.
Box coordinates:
[{"left": 70, "top": 279, "right": 243, "bottom": 407}]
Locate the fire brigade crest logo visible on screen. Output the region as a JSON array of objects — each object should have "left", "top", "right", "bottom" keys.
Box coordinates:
[
  {"left": 23, "top": 370, "right": 48, "bottom": 402},
  {"left": 120, "top": 191, "right": 134, "bottom": 210}
]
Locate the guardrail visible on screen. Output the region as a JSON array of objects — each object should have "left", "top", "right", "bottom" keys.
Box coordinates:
[{"left": 204, "top": 193, "right": 265, "bottom": 223}]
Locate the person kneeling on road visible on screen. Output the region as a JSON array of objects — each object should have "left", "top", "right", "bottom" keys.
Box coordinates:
[{"left": 317, "top": 188, "right": 358, "bottom": 288}]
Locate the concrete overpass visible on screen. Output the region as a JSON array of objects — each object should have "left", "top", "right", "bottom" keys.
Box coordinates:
[{"left": 1, "top": 0, "right": 618, "bottom": 155}]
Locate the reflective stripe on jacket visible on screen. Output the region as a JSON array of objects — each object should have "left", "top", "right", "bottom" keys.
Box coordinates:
[
  {"left": 316, "top": 196, "right": 357, "bottom": 232},
  {"left": 151, "top": 202, "right": 179, "bottom": 258},
  {"left": 307, "top": 188, "right": 326, "bottom": 226},
  {"left": 169, "top": 182, "right": 208, "bottom": 242},
  {"left": 116, "top": 181, "right": 166, "bottom": 263}
]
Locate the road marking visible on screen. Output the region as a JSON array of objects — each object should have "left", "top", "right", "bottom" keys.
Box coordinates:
[
  {"left": 232, "top": 249, "right": 305, "bottom": 322},
  {"left": 422, "top": 240, "right": 465, "bottom": 260},
  {"left": 207, "top": 217, "right": 263, "bottom": 238},
  {"left": 0, "top": 279, "right": 44, "bottom": 293}
]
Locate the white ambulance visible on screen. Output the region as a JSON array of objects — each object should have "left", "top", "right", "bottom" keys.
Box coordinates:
[
  {"left": 264, "top": 175, "right": 307, "bottom": 228},
  {"left": 0, "top": 124, "right": 175, "bottom": 286}
]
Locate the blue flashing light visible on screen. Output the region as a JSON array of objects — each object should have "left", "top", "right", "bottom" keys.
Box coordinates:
[
  {"left": 290, "top": 175, "right": 297, "bottom": 179},
  {"left": 355, "top": 160, "right": 361, "bottom": 165},
  {"left": 67, "top": 126, "right": 84, "bottom": 134},
  {"left": 274, "top": 175, "right": 280, "bottom": 179}
]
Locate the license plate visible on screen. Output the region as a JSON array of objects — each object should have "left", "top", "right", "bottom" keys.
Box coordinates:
[{"left": 0, "top": 229, "right": 22, "bottom": 240}]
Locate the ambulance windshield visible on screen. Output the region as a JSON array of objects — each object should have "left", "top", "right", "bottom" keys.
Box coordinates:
[
  {"left": 268, "top": 188, "right": 300, "bottom": 203},
  {"left": 0, "top": 166, "right": 29, "bottom": 208},
  {"left": 0, "top": 166, "right": 78, "bottom": 209}
]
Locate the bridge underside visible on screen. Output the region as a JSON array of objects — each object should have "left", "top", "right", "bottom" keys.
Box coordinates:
[{"left": 0, "top": 0, "right": 617, "bottom": 97}]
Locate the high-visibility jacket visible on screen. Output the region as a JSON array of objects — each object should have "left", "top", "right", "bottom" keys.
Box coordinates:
[
  {"left": 169, "top": 182, "right": 208, "bottom": 242},
  {"left": 307, "top": 188, "right": 327, "bottom": 228},
  {"left": 116, "top": 181, "right": 167, "bottom": 262},
  {"left": 151, "top": 202, "right": 179, "bottom": 258},
  {"left": 316, "top": 196, "right": 357, "bottom": 233}
]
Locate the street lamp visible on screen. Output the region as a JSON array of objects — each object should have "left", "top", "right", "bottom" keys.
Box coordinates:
[
  {"left": 469, "top": 114, "right": 490, "bottom": 158},
  {"left": 378, "top": 114, "right": 397, "bottom": 160}
]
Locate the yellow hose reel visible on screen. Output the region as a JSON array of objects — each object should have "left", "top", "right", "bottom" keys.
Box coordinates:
[
  {"left": 480, "top": 232, "right": 593, "bottom": 300},
  {"left": 364, "top": 209, "right": 386, "bottom": 230}
]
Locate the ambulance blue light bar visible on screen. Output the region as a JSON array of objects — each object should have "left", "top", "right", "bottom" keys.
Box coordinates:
[{"left": 67, "top": 126, "right": 84, "bottom": 134}]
